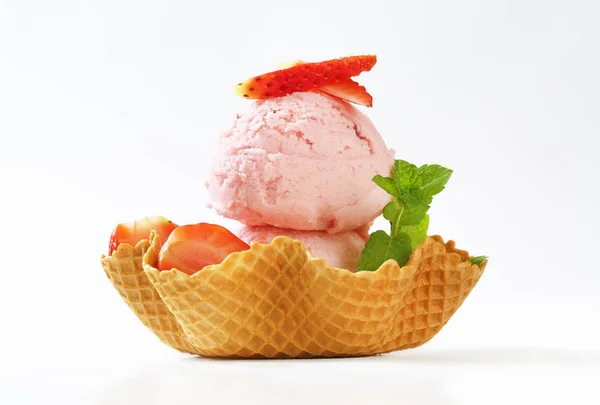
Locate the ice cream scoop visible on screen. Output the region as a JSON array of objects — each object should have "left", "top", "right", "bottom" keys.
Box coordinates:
[
  {"left": 206, "top": 92, "right": 395, "bottom": 233},
  {"left": 236, "top": 225, "right": 369, "bottom": 271}
]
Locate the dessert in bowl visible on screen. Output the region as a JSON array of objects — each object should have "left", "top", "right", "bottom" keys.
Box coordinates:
[{"left": 101, "top": 55, "right": 487, "bottom": 358}]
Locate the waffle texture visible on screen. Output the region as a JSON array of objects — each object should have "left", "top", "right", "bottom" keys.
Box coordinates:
[
  {"left": 102, "top": 234, "right": 485, "bottom": 358},
  {"left": 100, "top": 241, "right": 197, "bottom": 354}
]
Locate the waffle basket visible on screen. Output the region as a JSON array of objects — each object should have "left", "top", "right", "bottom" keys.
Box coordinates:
[{"left": 101, "top": 232, "right": 485, "bottom": 358}]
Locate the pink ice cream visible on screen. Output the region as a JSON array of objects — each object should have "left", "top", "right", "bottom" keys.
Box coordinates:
[
  {"left": 237, "top": 225, "right": 369, "bottom": 271},
  {"left": 206, "top": 92, "right": 395, "bottom": 233}
]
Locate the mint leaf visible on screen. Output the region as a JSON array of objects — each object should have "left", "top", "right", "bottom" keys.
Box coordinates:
[
  {"left": 398, "top": 198, "right": 429, "bottom": 226},
  {"left": 402, "top": 214, "right": 429, "bottom": 248},
  {"left": 383, "top": 198, "right": 428, "bottom": 234},
  {"left": 392, "top": 160, "right": 419, "bottom": 189},
  {"left": 372, "top": 175, "right": 399, "bottom": 198},
  {"left": 357, "top": 231, "right": 413, "bottom": 271},
  {"left": 468, "top": 256, "right": 488, "bottom": 266},
  {"left": 415, "top": 164, "right": 453, "bottom": 203},
  {"left": 383, "top": 199, "right": 401, "bottom": 223}
]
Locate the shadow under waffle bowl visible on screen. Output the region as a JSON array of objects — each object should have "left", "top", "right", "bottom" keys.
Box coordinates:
[{"left": 101, "top": 233, "right": 486, "bottom": 358}]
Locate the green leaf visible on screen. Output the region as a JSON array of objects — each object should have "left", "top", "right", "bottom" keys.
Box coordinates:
[
  {"left": 392, "top": 160, "right": 419, "bottom": 190},
  {"left": 357, "top": 231, "right": 413, "bottom": 271},
  {"left": 399, "top": 188, "right": 426, "bottom": 206},
  {"left": 415, "top": 164, "right": 453, "bottom": 203},
  {"left": 468, "top": 256, "right": 488, "bottom": 265},
  {"left": 382, "top": 200, "right": 401, "bottom": 223},
  {"left": 402, "top": 214, "right": 429, "bottom": 248},
  {"left": 398, "top": 199, "right": 429, "bottom": 226},
  {"left": 372, "top": 175, "right": 400, "bottom": 197}
]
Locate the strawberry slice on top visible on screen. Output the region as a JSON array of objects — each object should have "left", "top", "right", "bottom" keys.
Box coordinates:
[
  {"left": 235, "top": 55, "right": 377, "bottom": 103},
  {"left": 318, "top": 79, "right": 373, "bottom": 107},
  {"left": 108, "top": 216, "right": 178, "bottom": 255},
  {"left": 158, "top": 223, "right": 250, "bottom": 275}
]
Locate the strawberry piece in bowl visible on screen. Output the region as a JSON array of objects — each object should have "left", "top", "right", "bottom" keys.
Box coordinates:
[
  {"left": 108, "top": 216, "right": 178, "bottom": 256},
  {"left": 235, "top": 55, "right": 377, "bottom": 102},
  {"left": 158, "top": 223, "right": 250, "bottom": 275}
]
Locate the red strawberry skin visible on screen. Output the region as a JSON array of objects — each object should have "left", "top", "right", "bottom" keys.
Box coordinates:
[
  {"left": 108, "top": 216, "right": 178, "bottom": 255},
  {"left": 318, "top": 79, "right": 373, "bottom": 107},
  {"left": 235, "top": 55, "right": 377, "bottom": 100},
  {"left": 158, "top": 223, "right": 250, "bottom": 275}
]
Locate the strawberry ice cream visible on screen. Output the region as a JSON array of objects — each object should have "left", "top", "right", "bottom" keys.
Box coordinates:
[
  {"left": 206, "top": 92, "right": 394, "bottom": 234},
  {"left": 236, "top": 225, "right": 369, "bottom": 271}
]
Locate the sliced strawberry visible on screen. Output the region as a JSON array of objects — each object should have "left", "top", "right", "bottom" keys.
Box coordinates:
[
  {"left": 235, "top": 55, "right": 377, "bottom": 100},
  {"left": 108, "top": 216, "right": 178, "bottom": 256},
  {"left": 317, "top": 79, "right": 374, "bottom": 107},
  {"left": 158, "top": 223, "right": 250, "bottom": 275}
]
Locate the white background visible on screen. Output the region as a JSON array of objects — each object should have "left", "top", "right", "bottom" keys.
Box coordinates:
[{"left": 1, "top": 1, "right": 599, "bottom": 404}]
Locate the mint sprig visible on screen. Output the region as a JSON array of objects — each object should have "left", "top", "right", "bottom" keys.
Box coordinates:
[
  {"left": 468, "top": 256, "right": 488, "bottom": 266},
  {"left": 357, "top": 160, "right": 453, "bottom": 271}
]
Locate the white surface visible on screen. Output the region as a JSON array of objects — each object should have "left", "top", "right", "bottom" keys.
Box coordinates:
[
  {"left": 3, "top": 348, "right": 600, "bottom": 404},
  {"left": 1, "top": 0, "right": 599, "bottom": 404}
]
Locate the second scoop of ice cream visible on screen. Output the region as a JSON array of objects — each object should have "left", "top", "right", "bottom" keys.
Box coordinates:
[
  {"left": 206, "top": 92, "right": 395, "bottom": 233},
  {"left": 237, "top": 225, "right": 368, "bottom": 271}
]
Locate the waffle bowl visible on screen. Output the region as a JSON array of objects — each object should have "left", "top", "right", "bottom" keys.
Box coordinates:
[{"left": 101, "top": 233, "right": 486, "bottom": 358}]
